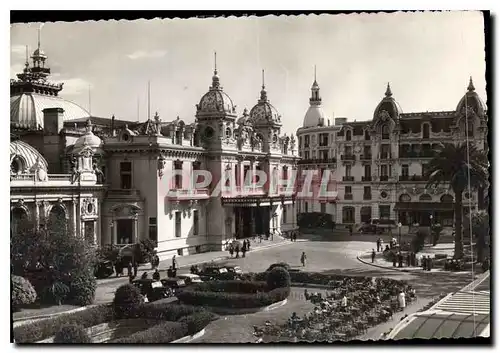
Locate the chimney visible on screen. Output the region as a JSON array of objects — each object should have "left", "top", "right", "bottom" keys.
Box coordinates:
[{"left": 43, "top": 108, "right": 65, "bottom": 134}]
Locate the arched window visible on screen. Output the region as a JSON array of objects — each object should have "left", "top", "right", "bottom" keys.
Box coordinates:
[
  {"left": 48, "top": 205, "right": 67, "bottom": 234},
  {"left": 440, "top": 194, "right": 454, "bottom": 203},
  {"left": 346, "top": 130, "right": 352, "bottom": 141},
  {"left": 423, "top": 124, "right": 430, "bottom": 139},
  {"left": 11, "top": 157, "right": 22, "bottom": 174},
  {"left": 360, "top": 206, "right": 372, "bottom": 223},
  {"left": 11, "top": 207, "right": 28, "bottom": 235},
  {"left": 342, "top": 206, "right": 355, "bottom": 223},
  {"left": 399, "top": 193, "right": 411, "bottom": 202},
  {"left": 381, "top": 125, "right": 390, "bottom": 140},
  {"left": 419, "top": 194, "right": 432, "bottom": 202}
]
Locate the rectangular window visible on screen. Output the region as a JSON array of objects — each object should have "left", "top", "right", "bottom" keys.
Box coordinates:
[
  {"left": 174, "top": 161, "right": 183, "bottom": 189},
  {"left": 345, "top": 186, "right": 352, "bottom": 194},
  {"left": 304, "top": 151, "right": 310, "bottom": 159},
  {"left": 422, "top": 163, "right": 428, "bottom": 179},
  {"left": 320, "top": 203, "right": 326, "bottom": 213},
  {"left": 175, "top": 212, "right": 182, "bottom": 238},
  {"left": 402, "top": 164, "right": 409, "bottom": 177},
  {"left": 120, "top": 162, "right": 132, "bottom": 189},
  {"left": 149, "top": 217, "right": 157, "bottom": 243},
  {"left": 379, "top": 205, "right": 391, "bottom": 219},
  {"left": 312, "top": 150, "right": 316, "bottom": 158},
  {"left": 283, "top": 206, "right": 287, "bottom": 223},
  {"left": 381, "top": 165, "right": 388, "bottom": 176},
  {"left": 193, "top": 210, "right": 199, "bottom": 236},
  {"left": 305, "top": 202, "right": 309, "bottom": 213},
  {"left": 304, "top": 135, "right": 310, "bottom": 148},
  {"left": 364, "top": 165, "right": 371, "bottom": 177},
  {"left": 345, "top": 146, "right": 352, "bottom": 155},
  {"left": 299, "top": 136, "right": 303, "bottom": 148},
  {"left": 320, "top": 150, "right": 328, "bottom": 160},
  {"left": 364, "top": 186, "right": 371, "bottom": 194},
  {"left": 364, "top": 146, "right": 371, "bottom": 156},
  {"left": 345, "top": 165, "right": 352, "bottom": 177}
]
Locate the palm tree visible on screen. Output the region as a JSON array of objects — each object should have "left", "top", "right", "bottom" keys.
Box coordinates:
[{"left": 425, "top": 142, "right": 489, "bottom": 259}]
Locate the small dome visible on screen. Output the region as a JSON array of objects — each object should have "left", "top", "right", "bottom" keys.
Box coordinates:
[
  {"left": 198, "top": 89, "right": 235, "bottom": 114},
  {"left": 456, "top": 77, "right": 487, "bottom": 116},
  {"left": 303, "top": 105, "right": 325, "bottom": 128},
  {"left": 249, "top": 85, "right": 281, "bottom": 126},
  {"left": 237, "top": 108, "right": 252, "bottom": 125},
  {"left": 10, "top": 140, "right": 48, "bottom": 173},
  {"left": 74, "top": 120, "right": 102, "bottom": 150},
  {"left": 11, "top": 93, "right": 90, "bottom": 130},
  {"left": 32, "top": 48, "right": 46, "bottom": 57},
  {"left": 373, "top": 83, "right": 402, "bottom": 120}
]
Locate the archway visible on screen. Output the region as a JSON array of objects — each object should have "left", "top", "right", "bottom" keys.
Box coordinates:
[
  {"left": 399, "top": 193, "right": 411, "bottom": 202},
  {"left": 440, "top": 194, "right": 454, "bottom": 203},
  {"left": 419, "top": 194, "right": 432, "bottom": 202},
  {"left": 360, "top": 206, "right": 372, "bottom": 223},
  {"left": 47, "top": 205, "right": 67, "bottom": 234},
  {"left": 11, "top": 207, "right": 28, "bottom": 236},
  {"left": 342, "top": 206, "right": 355, "bottom": 224}
]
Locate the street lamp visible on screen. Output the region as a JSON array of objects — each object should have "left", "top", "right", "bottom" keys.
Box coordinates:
[{"left": 397, "top": 222, "right": 402, "bottom": 248}]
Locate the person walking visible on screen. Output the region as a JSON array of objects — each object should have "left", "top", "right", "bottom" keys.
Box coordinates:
[
  {"left": 300, "top": 252, "right": 307, "bottom": 267},
  {"left": 229, "top": 243, "right": 234, "bottom": 258},
  {"left": 422, "top": 256, "right": 427, "bottom": 271},
  {"left": 406, "top": 252, "right": 411, "bottom": 267},
  {"left": 398, "top": 290, "right": 406, "bottom": 310},
  {"left": 376, "top": 238, "right": 382, "bottom": 252},
  {"left": 235, "top": 243, "right": 240, "bottom": 258},
  {"left": 153, "top": 269, "right": 160, "bottom": 281},
  {"left": 246, "top": 239, "right": 251, "bottom": 251},
  {"left": 172, "top": 255, "right": 178, "bottom": 272},
  {"left": 398, "top": 252, "right": 403, "bottom": 268},
  {"left": 427, "top": 256, "right": 433, "bottom": 271},
  {"left": 242, "top": 241, "right": 247, "bottom": 258},
  {"left": 392, "top": 253, "right": 397, "bottom": 267},
  {"left": 127, "top": 259, "right": 133, "bottom": 277},
  {"left": 371, "top": 249, "right": 376, "bottom": 263}
]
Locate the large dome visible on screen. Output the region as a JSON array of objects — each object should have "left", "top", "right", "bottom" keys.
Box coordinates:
[
  {"left": 197, "top": 69, "right": 236, "bottom": 115},
  {"left": 11, "top": 93, "right": 90, "bottom": 130},
  {"left": 456, "top": 77, "right": 487, "bottom": 116},
  {"left": 74, "top": 119, "right": 103, "bottom": 150},
  {"left": 10, "top": 140, "right": 48, "bottom": 173},
  {"left": 373, "top": 83, "right": 402, "bottom": 120},
  {"left": 303, "top": 105, "right": 325, "bottom": 128}
]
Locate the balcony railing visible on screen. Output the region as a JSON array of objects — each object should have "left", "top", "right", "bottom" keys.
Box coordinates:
[
  {"left": 399, "top": 151, "right": 435, "bottom": 159},
  {"left": 380, "top": 175, "right": 389, "bottom": 181},
  {"left": 380, "top": 152, "right": 392, "bottom": 160},
  {"left": 344, "top": 193, "right": 353, "bottom": 200},
  {"left": 363, "top": 194, "right": 372, "bottom": 200},
  {"left": 360, "top": 154, "right": 372, "bottom": 160},
  {"left": 298, "top": 158, "right": 337, "bottom": 165},
  {"left": 361, "top": 176, "right": 372, "bottom": 182},
  {"left": 108, "top": 189, "right": 141, "bottom": 197},
  {"left": 343, "top": 176, "right": 355, "bottom": 182},
  {"left": 341, "top": 154, "right": 356, "bottom": 161},
  {"left": 167, "top": 188, "right": 210, "bottom": 200},
  {"left": 399, "top": 175, "right": 429, "bottom": 182}
]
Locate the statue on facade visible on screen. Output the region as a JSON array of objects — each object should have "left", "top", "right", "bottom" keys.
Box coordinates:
[
  {"left": 93, "top": 163, "right": 105, "bottom": 183},
  {"left": 70, "top": 156, "right": 80, "bottom": 184}
]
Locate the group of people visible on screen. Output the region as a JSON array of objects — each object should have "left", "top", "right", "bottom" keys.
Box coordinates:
[
  {"left": 139, "top": 268, "right": 161, "bottom": 281},
  {"left": 228, "top": 239, "right": 251, "bottom": 258},
  {"left": 289, "top": 230, "right": 299, "bottom": 242}
]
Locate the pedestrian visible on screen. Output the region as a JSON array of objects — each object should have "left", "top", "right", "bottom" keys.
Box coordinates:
[
  {"left": 153, "top": 269, "right": 160, "bottom": 281},
  {"left": 172, "top": 255, "right": 178, "bottom": 271},
  {"left": 398, "top": 252, "right": 403, "bottom": 268},
  {"left": 376, "top": 238, "right": 381, "bottom": 252},
  {"left": 229, "top": 244, "right": 234, "bottom": 258},
  {"left": 371, "top": 249, "right": 376, "bottom": 263},
  {"left": 398, "top": 290, "right": 406, "bottom": 310},
  {"left": 115, "top": 260, "right": 121, "bottom": 277},
  {"left": 127, "top": 259, "right": 133, "bottom": 277},
  {"left": 422, "top": 256, "right": 427, "bottom": 271},
  {"left": 129, "top": 273, "right": 135, "bottom": 283},
  {"left": 235, "top": 244, "right": 240, "bottom": 258},
  {"left": 300, "top": 252, "right": 307, "bottom": 267},
  {"left": 133, "top": 259, "right": 138, "bottom": 277},
  {"left": 259, "top": 234, "right": 262, "bottom": 243},
  {"left": 349, "top": 225, "right": 353, "bottom": 236},
  {"left": 427, "top": 256, "right": 433, "bottom": 271},
  {"left": 392, "top": 253, "right": 397, "bottom": 267},
  {"left": 141, "top": 272, "right": 148, "bottom": 280},
  {"left": 242, "top": 241, "right": 247, "bottom": 258},
  {"left": 246, "top": 239, "right": 251, "bottom": 251},
  {"left": 406, "top": 252, "right": 411, "bottom": 267}
]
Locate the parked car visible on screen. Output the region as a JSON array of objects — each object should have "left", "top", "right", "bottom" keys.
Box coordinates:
[
  {"left": 176, "top": 273, "right": 203, "bottom": 285},
  {"left": 161, "top": 278, "right": 187, "bottom": 294},
  {"left": 358, "top": 223, "right": 383, "bottom": 234},
  {"left": 225, "top": 266, "right": 243, "bottom": 275},
  {"left": 131, "top": 278, "right": 173, "bottom": 302},
  {"left": 94, "top": 259, "right": 114, "bottom": 278},
  {"left": 198, "top": 265, "right": 238, "bottom": 281}
]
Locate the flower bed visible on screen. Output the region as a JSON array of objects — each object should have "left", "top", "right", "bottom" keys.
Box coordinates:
[{"left": 13, "top": 302, "right": 216, "bottom": 344}]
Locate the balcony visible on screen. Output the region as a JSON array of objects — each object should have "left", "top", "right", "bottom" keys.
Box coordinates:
[
  {"left": 11, "top": 173, "right": 101, "bottom": 188},
  {"left": 380, "top": 175, "right": 389, "bottom": 182},
  {"left": 399, "top": 151, "right": 435, "bottom": 159},
  {"left": 380, "top": 152, "right": 392, "bottom": 160},
  {"left": 341, "top": 154, "right": 356, "bottom": 161},
  {"left": 344, "top": 193, "right": 353, "bottom": 200},
  {"left": 362, "top": 176, "right": 372, "bottom": 182},
  {"left": 343, "top": 176, "right": 355, "bottom": 182},
  {"left": 363, "top": 194, "right": 372, "bottom": 200},
  {"left": 399, "top": 175, "right": 428, "bottom": 182},
  {"left": 298, "top": 158, "right": 337, "bottom": 165},
  {"left": 360, "top": 154, "right": 372, "bottom": 160},
  {"left": 107, "top": 189, "right": 142, "bottom": 198},
  {"left": 167, "top": 188, "right": 210, "bottom": 200}
]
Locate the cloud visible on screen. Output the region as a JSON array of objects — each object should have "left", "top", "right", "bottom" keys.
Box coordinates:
[
  {"left": 11, "top": 44, "right": 27, "bottom": 57},
  {"left": 10, "top": 64, "right": 23, "bottom": 79},
  {"left": 126, "top": 49, "right": 167, "bottom": 60},
  {"left": 54, "top": 77, "right": 92, "bottom": 96}
]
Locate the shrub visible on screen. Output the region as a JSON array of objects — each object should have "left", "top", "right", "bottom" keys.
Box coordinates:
[
  {"left": 67, "top": 272, "right": 96, "bottom": 306},
  {"left": 11, "top": 275, "right": 37, "bottom": 310},
  {"left": 41, "top": 281, "right": 70, "bottom": 305},
  {"left": 266, "top": 262, "right": 291, "bottom": 272},
  {"left": 112, "top": 284, "right": 144, "bottom": 319},
  {"left": 179, "top": 311, "right": 217, "bottom": 335},
  {"left": 139, "top": 239, "right": 157, "bottom": 264},
  {"left": 13, "top": 304, "right": 113, "bottom": 343},
  {"left": 53, "top": 324, "right": 91, "bottom": 343},
  {"left": 266, "top": 267, "right": 291, "bottom": 290},
  {"left": 191, "top": 280, "right": 268, "bottom": 294},
  {"left": 177, "top": 285, "right": 290, "bottom": 309},
  {"left": 128, "top": 302, "right": 205, "bottom": 321},
  {"left": 110, "top": 321, "right": 186, "bottom": 344},
  {"left": 411, "top": 229, "right": 429, "bottom": 253}
]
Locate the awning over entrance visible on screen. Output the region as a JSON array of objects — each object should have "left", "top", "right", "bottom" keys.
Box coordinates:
[{"left": 394, "top": 202, "right": 455, "bottom": 211}]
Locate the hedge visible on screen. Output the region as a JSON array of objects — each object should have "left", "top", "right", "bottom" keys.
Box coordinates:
[
  {"left": 13, "top": 304, "right": 114, "bottom": 343},
  {"left": 179, "top": 311, "right": 217, "bottom": 336},
  {"left": 53, "top": 324, "right": 91, "bottom": 344},
  {"left": 177, "top": 286, "right": 290, "bottom": 309},
  {"left": 191, "top": 280, "right": 268, "bottom": 294},
  {"left": 11, "top": 276, "right": 37, "bottom": 310},
  {"left": 124, "top": 302, "right": 206, "bottom": 321},
  {"left": 112, "top": 284, "right": 144, "bottom": 319}
]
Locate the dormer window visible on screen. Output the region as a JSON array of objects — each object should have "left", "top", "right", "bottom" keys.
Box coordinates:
[
  {"left": 175, "top": 130, "right": 182, "bottom": 144},
  {"left": 422, "top": 123, "right": 430, "bottom": 139}
]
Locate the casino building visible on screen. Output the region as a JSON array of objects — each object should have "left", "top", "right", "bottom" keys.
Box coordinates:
[
  {"left": 296, "top": 73, "right": 488, "bottom": 229},
  {"left": 10, "top": 39, "right": 299, "bottom": 259}
]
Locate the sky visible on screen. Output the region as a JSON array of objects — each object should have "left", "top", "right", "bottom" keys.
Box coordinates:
[{"left": 10, "top": 11, "right": 487, "bottom": 135}]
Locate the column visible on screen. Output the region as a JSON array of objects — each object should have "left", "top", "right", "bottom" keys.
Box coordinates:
[
  {"left": 72, "top": 201, "right": 77, "bottom": 236},
  {"left": 133, "top": 217, "right": 139, "bottom": 243},
  {"left": 34, "top": 201, "right": 41, "bottom": 229},
  {"left": 113, "top": 221, "right": 117, "bottom": 244}
]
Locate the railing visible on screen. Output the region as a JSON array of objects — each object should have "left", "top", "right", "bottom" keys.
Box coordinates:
[
  {"left": 108, "top": 189, "right": 141, "bottom": 197},
  {"left": 361, "top": 176, "right": 372, "bottom": 182},
  {"left": 399, "top": 151, "right": 435, "bottom": 158},
  {"left": 343, "top": 176, "right": 355, "bottom": 182},
  {"left": 360, "top": 154, "right": 372, "bottom": 160},
  {"left": 363, "top": 194, "right": 372, "bottom": 200},
  {"left": 344, "top": 193, "right": 353, "bottom": 200},
  {"left": 298, "top": 158, "right": 337, "bottom": 165},
  {"left": 380, "top": 175, "right": 389, "bottom": 181},
  {"left": 341, "top": 154, "right": 356, "bottom": 161},
  {"left": 167, "top": 188, "right": 210, "bottom": 199},
  {"left": 399, "top": 175, "right": 429, "bottom": 182},
  {"left": 380, "top": 152, "right": 392, "bottom": 160}
]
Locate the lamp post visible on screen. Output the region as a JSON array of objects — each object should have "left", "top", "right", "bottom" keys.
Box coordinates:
[
  {"left": 398, "top": 222, "right": 402, "bottom": 248},
  {"left": 429, "top": 214, "right": 433, "bottom": 245}
]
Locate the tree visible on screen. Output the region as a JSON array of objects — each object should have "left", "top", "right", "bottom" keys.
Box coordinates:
[
  {"left": 464, "top": 210, "right": 489, "bottom": 263},
  {"left": 425, "top": 142, "right": 489, "bottom": 259},
  {"left": 11, "top": 217, "right": 98, "bottom": 306}
]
